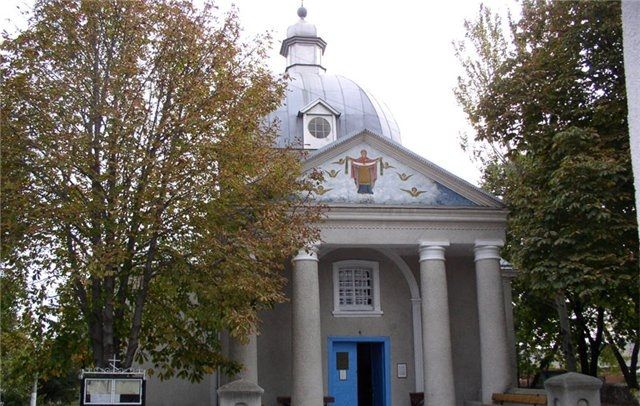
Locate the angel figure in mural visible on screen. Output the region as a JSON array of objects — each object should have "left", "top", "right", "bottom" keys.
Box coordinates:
[
  {"left": 401, "top": 187, "right": 427, "bottom": 197},
  {"left": 344, "top": 149, "right": 384, "bottom": 194}
]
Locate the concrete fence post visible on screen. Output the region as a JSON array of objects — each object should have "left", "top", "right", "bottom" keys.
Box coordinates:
[
  {"left": 217, "top": 379, "right": 264, "bottom": 406},
  {"left": 544, "top": 372, "right": 602, "bottom": 406}
]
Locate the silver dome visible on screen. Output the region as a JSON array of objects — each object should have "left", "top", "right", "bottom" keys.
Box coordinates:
[{"left": 270, "top": 72, "right": 402, "bottom": 148}]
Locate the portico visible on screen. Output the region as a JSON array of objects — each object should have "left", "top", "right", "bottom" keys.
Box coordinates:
[{"left": 299, "top": 200, "right": 511, "bottom": 400}]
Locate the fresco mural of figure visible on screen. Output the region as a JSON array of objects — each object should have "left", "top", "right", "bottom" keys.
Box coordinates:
[{"left": 345, "top": 149, "right": 383, "bottom": 194}]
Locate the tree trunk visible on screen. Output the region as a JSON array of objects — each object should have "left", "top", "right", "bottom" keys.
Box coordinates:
[
  {"left": 102, "top": 272, "right": 115, "bottom": 367},
  {"left": 573, "top": 300, "right": 589, "bottom": 374},
  {"left": 573, "top": 301, "right": 605, "bottom": 377},
  {"left": 630, "top": 341, "right": 639, "bottom": 389},
  {"left": 606, "top": 329, "right": 639, "bottom": 389},
  {"left": 555, "top": 291, "right": 577, "bottom": 371},
  {"left": 588, "top": 307, "right": 605, "bottom": 377},
  {"left": 90, "top": 280, "right": 104, "bottom": 367},
  {"left": 123, "top": 235, "right": 158, "bottom": 368}
]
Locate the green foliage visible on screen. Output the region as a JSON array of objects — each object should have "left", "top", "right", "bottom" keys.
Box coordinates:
[
  {"left": 456, "top": 0, "right": 638, "bottom": 386},
  {"left": 1, "top": 274, "right": 34, "bottom": 404},
  {"left": 512, "top": 278, "right": 561, "bottom": 379},
  {"left": 1, "top": 0, "right": 322, "bottom": 390}
]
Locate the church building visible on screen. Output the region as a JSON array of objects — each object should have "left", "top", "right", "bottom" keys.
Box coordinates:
[{"left": 148, "top": 6, "right": 516, "bottom": 406}]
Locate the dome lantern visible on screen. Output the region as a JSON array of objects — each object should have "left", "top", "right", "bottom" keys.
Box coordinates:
[
  {"left": 272, "top": 5, "right": 402, "bottom": 148},
  {"left": 280, "top": 6, "right": 327, "bottom": 74}
]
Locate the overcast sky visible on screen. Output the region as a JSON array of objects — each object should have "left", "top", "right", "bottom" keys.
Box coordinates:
[{"left": 2, "top": 0, "right": 518, "bottom": 184}]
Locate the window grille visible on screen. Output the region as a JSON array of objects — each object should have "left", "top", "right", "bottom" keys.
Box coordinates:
[
  {"left": 308, "top": 116, "right": 331, "bottom": 139},
  {"left": 338, "top": 266, "right": 373, "bottom": 310},
  {"left": 332, "top": 260, "right": 382, "bottom": 316}
]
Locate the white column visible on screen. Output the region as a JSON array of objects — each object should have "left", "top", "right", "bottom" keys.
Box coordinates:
[
  {"left": 474, "top": 241, "right": 511, "bottom": 403},
  {"left": 228, "top": 333, "right": 258, "bottom": 383},
  {"left": 501, "top": 265, "right": 518, "bottom": 388},
  {"left": 418, "top": 241, "right": 456, "bottom": 406},
  {"left": 291, "top": 246, "right": 323, "bottom": 406},
  {"left": 411, "top": 298, "right": 424, "bottom": 393},
  {"left": 30, "top": 374, "right": 38, "bottom": 406}
]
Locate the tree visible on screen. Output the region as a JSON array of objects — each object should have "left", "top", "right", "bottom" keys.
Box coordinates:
[
  {"left": 1, "top": 0, "right": 321, "bottom": 385},
  {"left": 511, "top": 279, "right": 561, "bottom": 386},
  {"left": 1, "top": 273, "right": 34, "bottom": 405},
  {"left": 455, "top": 0, "right": 638, "bottom": 387}
]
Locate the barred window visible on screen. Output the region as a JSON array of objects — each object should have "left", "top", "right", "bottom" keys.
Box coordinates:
[
  {"left": 332, "top": 260, "right": 382, "bottom": 317},
  {"left": 338, "top": 267, "right": 373, "bottom": 309}
]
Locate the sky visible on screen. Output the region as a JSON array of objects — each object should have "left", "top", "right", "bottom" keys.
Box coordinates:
[{"left": 1, "top": 0, "right": 518, "bottom": 185}]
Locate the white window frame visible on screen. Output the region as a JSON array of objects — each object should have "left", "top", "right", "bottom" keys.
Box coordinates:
[
  {"left": 303, "top": 113, "right": 337, "bottom": 148},
  {"left": 298, "top": 99, "right": 340, "bottom": 149},
  {"left": 84, "top": 378, "right": 143, "bottom": 405},
  {"left": 332, "top": 260, "right": 382, "bottom": 317}
]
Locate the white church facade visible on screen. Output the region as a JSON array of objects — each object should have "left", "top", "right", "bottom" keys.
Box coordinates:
[{"left": 147, "top": 6, "right": 516, "bottom": 406}]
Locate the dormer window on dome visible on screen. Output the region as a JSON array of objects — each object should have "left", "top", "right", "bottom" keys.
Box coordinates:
[{"left": 298, "top": 99, "right": 340, "bottom": 149}]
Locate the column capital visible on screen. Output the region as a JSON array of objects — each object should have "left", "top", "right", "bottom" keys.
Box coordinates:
[
  {"left": 474, "top": 239, "right": 504, "bottom": 247},
  {"left": 474, "top": 240, "right": 503, "bottom": 262},
  {"left": 418, "top": 241, "right": 449, "bottom": 262},
  {"left": 501, "top": 264, "right": 518, "bottom": 280},
  {"left": 292, "top": 244, "right": 320, "bottom": 262}
]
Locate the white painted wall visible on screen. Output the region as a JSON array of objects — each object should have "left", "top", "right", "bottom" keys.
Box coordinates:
[{"left": 622, "top": 0, "right": 640, "bottom": 239}]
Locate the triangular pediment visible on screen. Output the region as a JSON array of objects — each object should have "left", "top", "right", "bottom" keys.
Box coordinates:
[
  {"left": 297, "top": 98, "right": 341, "bottom": 117},
  {"left": 303, "top": 130, "right": 504, "bottom": 208}
]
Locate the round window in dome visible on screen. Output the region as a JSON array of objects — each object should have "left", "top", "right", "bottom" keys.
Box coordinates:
[{"left": 308, "top": 117, "right": 331, "bottom": 139}]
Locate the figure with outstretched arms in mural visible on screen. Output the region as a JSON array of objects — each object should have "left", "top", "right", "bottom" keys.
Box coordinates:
[{"left": 344, "top": 149, "right": 384, "bottom": 194}]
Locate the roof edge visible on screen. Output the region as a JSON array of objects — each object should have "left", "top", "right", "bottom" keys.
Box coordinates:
[{"left": 298, "top": 98, "right": 342, "bottom": 117}]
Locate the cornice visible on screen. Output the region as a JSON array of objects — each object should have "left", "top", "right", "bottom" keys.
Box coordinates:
[
  {"left": 320, "top": 224, "right": 505, "bottom": 232},
  {"left": 280, "top": 35, "right": 327, "bottom": 57},
  {"left": 322, "top": 205, "right": 508, "bottom": 224}
]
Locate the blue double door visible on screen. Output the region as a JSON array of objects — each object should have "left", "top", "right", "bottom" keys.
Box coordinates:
[{"left": 328, "top": 338, "right": 389, "bottom": 406}]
